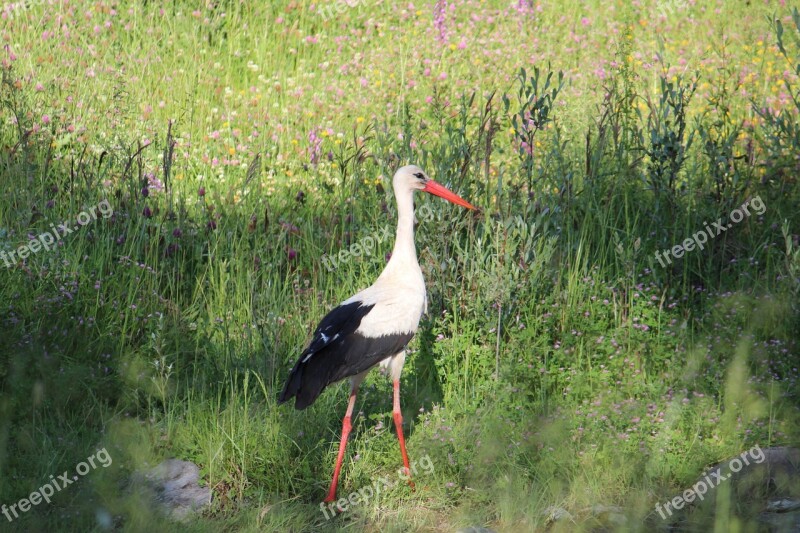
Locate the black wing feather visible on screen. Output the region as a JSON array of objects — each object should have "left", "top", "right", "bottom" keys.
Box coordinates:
[{"left": 277, "top": 301, "right": 414, "bottom": 410}]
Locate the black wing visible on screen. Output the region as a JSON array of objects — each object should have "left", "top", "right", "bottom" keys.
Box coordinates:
[{"left": 277, "top": 301, "right": 414, "bottom": 410}]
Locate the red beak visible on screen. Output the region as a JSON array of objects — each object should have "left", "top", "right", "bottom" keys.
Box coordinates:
[{"left": 423, "top": 180, "right": 476, "bottom": 210}]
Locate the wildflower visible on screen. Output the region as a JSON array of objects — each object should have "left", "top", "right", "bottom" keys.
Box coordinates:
[
  {"left": 434, "top": 0, "right": 448, "bottom": 43},
  {"left": 147, "top": 173, "right": 164, "bottom": 193},
  {"left": 308, "top": 129, "right": 321, "bottom": 165}
]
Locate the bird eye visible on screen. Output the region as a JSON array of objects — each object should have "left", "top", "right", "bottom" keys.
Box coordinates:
[{"left": 413, "top": 172, "right": 426, "bottom": 181}]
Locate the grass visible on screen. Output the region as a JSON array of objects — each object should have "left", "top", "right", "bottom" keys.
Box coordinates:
[{"left": 1, "top": 0, "right": 799, "bottom": 531}]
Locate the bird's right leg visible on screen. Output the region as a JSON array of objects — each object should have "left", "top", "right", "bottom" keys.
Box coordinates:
[
  {"left": 392, "top": 378, "right": 415, "bottom": 490},
  {"left": 323, "top": 381, "right": 360, "bottom": 503}
]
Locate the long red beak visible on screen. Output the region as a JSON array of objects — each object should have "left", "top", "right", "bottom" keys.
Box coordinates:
[{"left": 423, "top": 180, "right": 476, "bottom": 210}]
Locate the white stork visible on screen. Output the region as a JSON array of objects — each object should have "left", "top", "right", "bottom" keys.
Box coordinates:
[{"left": 278, "top": 165, "right": 475, "bottom": 503}]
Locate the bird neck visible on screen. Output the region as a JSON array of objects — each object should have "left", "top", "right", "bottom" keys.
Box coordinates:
[{"left": 388, "top": 186, "right": 418, "bottom": 267}]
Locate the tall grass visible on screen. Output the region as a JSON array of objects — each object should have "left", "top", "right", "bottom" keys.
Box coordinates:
[{"left": 0, "top": 1, "right": 799, "bottom": 531}]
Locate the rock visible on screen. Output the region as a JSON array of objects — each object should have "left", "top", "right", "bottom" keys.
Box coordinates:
[
  {"left": 759, "top": 499, "right": 800, "bottom": 531},
  {"left": 543, "top": 505, "right": 573, "bottom": 524},
  {"left": 131, "top": 459, "right": 212, "bottom": 520},
  {"left": 591, "top": 504, "right": 627, "bottom": 526},
  {"left": 765, "top": 498, "right": 800, "bottom": 513}
]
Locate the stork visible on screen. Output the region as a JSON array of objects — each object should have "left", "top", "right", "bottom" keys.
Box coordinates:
[{"left": 278, "top": 165, "right": 475, "bottom": 503}]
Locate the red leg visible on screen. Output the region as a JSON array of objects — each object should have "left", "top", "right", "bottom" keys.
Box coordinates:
[
  {"left": 323, "top": 388, "right": 358, "bottom": 503},
  {"left": 392, "top": 379, "right": 415, "bottom": 490}
]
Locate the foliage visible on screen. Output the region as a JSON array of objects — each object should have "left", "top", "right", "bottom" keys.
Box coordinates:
[{"left": 0, "top": 2, "right": 798, "bottom": 532}]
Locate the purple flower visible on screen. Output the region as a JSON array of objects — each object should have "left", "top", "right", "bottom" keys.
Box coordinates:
[
  {"left": 515, "top": 0, "right": 533, "bottom": 15},
  {"left": 147, "top": 172, "right": 164, "bottom": 193},
  {"left": 434, "top": 0, "right": 448, "bottom": 43},
  {"left": 308, "top": 129, "right": 321, "bottom": 165}
]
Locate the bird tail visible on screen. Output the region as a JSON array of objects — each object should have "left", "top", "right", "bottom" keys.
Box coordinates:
[
  {"left": 277, "top": 358, "right": 328, "bottom": 410},
  {"left": 277, "top": 364, "right": 302, "bottom": 406}
]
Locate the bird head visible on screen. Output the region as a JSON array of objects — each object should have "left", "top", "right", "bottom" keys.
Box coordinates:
[{"left": 393, "top": 165, "right": 476, "bottom": 210}]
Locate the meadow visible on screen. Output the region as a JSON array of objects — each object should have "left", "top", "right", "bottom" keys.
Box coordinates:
[{"left": 1, "top": 0, "right": 799, "bottom": 531}]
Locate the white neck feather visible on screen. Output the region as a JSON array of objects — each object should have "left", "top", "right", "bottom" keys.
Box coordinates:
[{"left": 390, "top": 184, "right": 416, "bottom": 263}]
